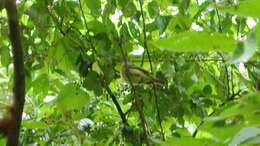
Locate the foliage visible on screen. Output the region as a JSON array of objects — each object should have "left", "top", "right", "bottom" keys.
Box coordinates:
[{"left": 1, "top": 0, "right": 260, "bottom": 145}]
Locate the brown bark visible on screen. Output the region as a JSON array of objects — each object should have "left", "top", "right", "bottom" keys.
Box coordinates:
[{"left": 5, "top": 0, "right": 26, "bottom": 145}]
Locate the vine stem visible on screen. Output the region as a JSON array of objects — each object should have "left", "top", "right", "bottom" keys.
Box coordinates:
[
  {"left": 78, "top": 0, "right": 98, "bottom": 55},
  {"left": 138, "top": 0, "right": 152, "bottom": 71},
  {"left": 138, "top": 0, "right": 165, "bottom": 140}
]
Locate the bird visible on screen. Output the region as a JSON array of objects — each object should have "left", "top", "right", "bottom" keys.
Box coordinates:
[{"left": 121, "top": 61, "right": 163, "bottom": 86}]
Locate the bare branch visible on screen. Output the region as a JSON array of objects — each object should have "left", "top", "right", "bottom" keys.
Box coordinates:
[{"left": 5, "top": 0, "right": 26, "bottom": 145}]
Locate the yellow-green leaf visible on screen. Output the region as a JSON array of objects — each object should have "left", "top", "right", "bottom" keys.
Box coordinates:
[
  {"left": 218, "top": 0, "right": 260, "bottom": 19},
  {"left": 57, "top": 83, "right": 90, "bottom": 111},
  {"left": 162, "top": 137, "right": 226, "bottom": 146},
  {"left": 22, "top": 121, "right": 48, "bottom": 129},
  {"left": 152, "top": 31, "right": 236, "bottom": 52}
]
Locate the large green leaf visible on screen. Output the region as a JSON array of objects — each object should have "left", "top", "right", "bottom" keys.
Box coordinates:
[
  {"left": 83, "top": 71, "right": 103, "bottom": 96},
  {"left": 256, "top": 23, "right": 260, "bottom": 49},
  {"left": 199, "top": 92, "right": 260, "bottom": 143},
  {"left": 161, "top": 137, "right": 226, "bottom": 146},
  {"left": 85, "top": 0, "right": 101, "bottom": 17},
  {"left": 31, "top": 74, "right": 49, "bottom": 97},
  {"left": 152, "top": 31, "right": 236, "bottom": 52},
  {"left": 218, "top": 0, "right": 260, "bottom": 19},
  {"left": 199, "top": 123, "right": 244, "bottom": 144},
  {"left": 216, "top": 92, "right": 260, "bottom": 119},
  {"left": 57, "top": 83, "right": 90, "bottom": 111},
  {"left": 22, "top": 120, "right": 48, "bottom": 129}
]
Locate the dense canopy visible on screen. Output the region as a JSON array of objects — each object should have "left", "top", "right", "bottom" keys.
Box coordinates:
[{"left": 0, "top": 0, "right": 260, "bottom": 145}]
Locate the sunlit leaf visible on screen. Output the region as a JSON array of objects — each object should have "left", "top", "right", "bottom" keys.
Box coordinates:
[
  {"left": 57, "top": 83, "right": 90, "bottom": 111},
  {"left": 22, "top": 121, "right": 48, "bottom": 129},
  {"left": 31, "top": 74, "right": 49, "bottom": 96},
  {"left": 256, "top": 23, "right": 260, "bottom": 49},
  {"left": 161, "top": 137, "right": 226, "bottom": 146},
  {"left": 216, "top": 92, "right": 260, "bottom": 119},
  {"left": 0, "top": 48, "right": 11, "bottom": 67},
  {"left": 218, "top": 0, "right": 260, "bottom": 19},
  {"left": 152, "top": 31, "right": 236, "bottom": 52}
]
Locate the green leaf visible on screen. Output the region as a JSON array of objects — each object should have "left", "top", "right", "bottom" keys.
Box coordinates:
[
  {"left": 218, "top": 0, "right": 260, "bottom": 19},
  {"left": 31, "top": 74, "right": 49, "bottom": 97},
  {"left": 231, "top": 31, "right": 258, "bottom": 63},
  {"left": 0, "top": 48, "right": 11, "bottom": 67},
  {"left": 203, "top": 84, "right": 213, "bottom": 95},
  {"left": 217, "top": 92, "right": 260, "bottom": 119},
  {"left": 148, "top": 1, "right": 160, "bottom": 17},
  {"left": 162, "top": 137, "right": 226, "bottom": 146},
  {"left": 57, "top": 83, "right": 90, "bottom": 111},
  {"left": 22, "top": 120, "right": 48, "bottom": 129},
  {"left": 83, "top": 71, "right": 103, "bottom": 96},
  {"left": 229, "top": 127, "right": 260, "bottom": 146},
  {"left": 199, "top": 123, "right": 244, "bottom": 144},
  {"left": 0, "top": 139, "right": 6, "bottom": 145},
  {"left": 152, "top": 31, "right": 236, "bottom": 52},
  {"left": 122, "top": 2, "right": 137, "bottom": 17},
  {"left": 85, "top": 0, "right": 101, "bottom": 17},
  {"left": 155, "top": 15, "right": 172, "bottom": 34},
  {"left": 256, "top": 23, "right": 260, "bottom": 50},
  {"left": 88, "top": 20, "right": 107, "bottom": 33},
  {"left": 167, "top": 14, "right": 192, "bottom": 32}
]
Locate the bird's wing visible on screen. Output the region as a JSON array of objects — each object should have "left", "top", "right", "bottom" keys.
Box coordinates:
[
  {"left": 128, "top": 66, "right": 151, "bottom": 76},
  {"left": 128, "top": 67, "right": 151, "bottom": 80}
]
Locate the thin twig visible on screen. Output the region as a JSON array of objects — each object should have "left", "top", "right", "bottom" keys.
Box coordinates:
[
  {"left": 138, "top": 0, "right": 153, "bottom": 71},
  {"left": 217, "top": 53, "right": 230, "bottom": 99},
  {"left": 78, "top": 0, "right": 98, "bottom": 55},
  {"left": 153, "top": 87, "right": 165, "bottom": 140},
  {"left": 231, "top": 66, "right": 235, "bottom": 95},
  {"left": 192, "top": 110, "right": 215, "bottom": 138}
]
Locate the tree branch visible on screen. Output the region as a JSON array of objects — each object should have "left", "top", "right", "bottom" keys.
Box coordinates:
[
  {"left": 5, "top": 0, "right": 26, "bottom": 145},
  {"left": 103, "top": 84, "right": 129, "bottom": 126}
]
